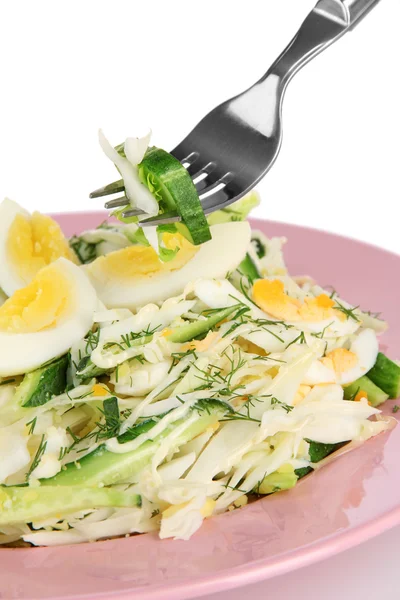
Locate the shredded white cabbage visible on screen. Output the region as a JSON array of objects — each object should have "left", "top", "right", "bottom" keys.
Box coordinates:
[{"left": 0, "top": 218, "right": 395, "bottom": 547}]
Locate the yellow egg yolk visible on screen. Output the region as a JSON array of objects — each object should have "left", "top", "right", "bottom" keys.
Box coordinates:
[
  {"left": 252, "top": 279, "right": 339, "bottom": 322},
  {"left": 7, "top": 212, "right": 77, "bottom": 284},
  {"left": 321, "top": 348, "right": 358, "bottom": 374},
  {"left": 92, "top": 384, "right": 109, "bottom": 397},
  {"left": 89, "top": 232, "right": 198, "bottom": 280},
  {"left": 181, "top": 331, "right": 219, "bottom": 352},
  {"left": 0, "top": 263, "right": 73, "bottom": 333}
]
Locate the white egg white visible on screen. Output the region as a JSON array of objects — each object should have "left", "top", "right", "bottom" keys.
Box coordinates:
[
  {"left": 0, "top": 198, "right": 31, "bottom": 296},
  {"left": 85, "top": 221, "right": 251, "bottom": 310},
  {"left": 0, "top": 258, "right": 98, "bottom": 376},
  {"left": 303, "top": 328, "right": 379, "bottom": 386}
]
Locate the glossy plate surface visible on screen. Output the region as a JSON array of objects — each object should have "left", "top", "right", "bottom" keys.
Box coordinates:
[{"left": 1, "top": 213, "right": 399, "bottom": 600}]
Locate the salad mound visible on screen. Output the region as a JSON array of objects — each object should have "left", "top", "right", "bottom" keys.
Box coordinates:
[{"left": 0, "top": 137, "right": 398, "bottom": 547}]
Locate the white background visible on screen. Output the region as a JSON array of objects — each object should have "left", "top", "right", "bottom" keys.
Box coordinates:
[{"left": 0, "top": 1, "right": 399, "bottom": 598}]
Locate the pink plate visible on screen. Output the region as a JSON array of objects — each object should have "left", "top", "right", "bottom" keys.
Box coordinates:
[{"left": 1, "top": 213, "right": 400, "bottom": 600}]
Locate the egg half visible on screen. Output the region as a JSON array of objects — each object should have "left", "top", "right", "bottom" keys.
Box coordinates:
[
  {"left": 0, "top": 258, "right": 98, "bottom": 376},
  {"left": 252, "top": 279, "right": 360, "bottom": 337},
  {"left": 85, "top": 221, "right": 251, "bottom": 309},
  {"left": 303, "top": 328, "right": 379, "bottom": 386},
  {"left": 0, "top": 198, "right": 76, "bottom": 296}
]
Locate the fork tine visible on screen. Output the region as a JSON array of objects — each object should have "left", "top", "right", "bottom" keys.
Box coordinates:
[
  {"left": 201, "top": 188, "right": 239, "bottom": 215},
  {"left": 120, "top": 207, "right": 148, "bottom": 218},
  {"left": 199, "top": 173, "right": 233, "bottom": 200},
  {"left": 104, "top": 196, "right": 130, "bottom": 209},
  {"left": 138, "top": 210, "right": 181, "bottom": 227},
  {"left": 90, "top": 179, "right": 125, "bottom": 199}
]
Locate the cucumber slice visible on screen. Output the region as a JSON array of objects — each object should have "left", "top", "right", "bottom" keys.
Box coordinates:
[
  {"left": 343, "top": 375, "right": 389, "bottom": 407},
  {"left": 75, "top": 356, "right": 110, "bottom": 381},
  {"left": 138, "top": 147, "right": 211, "bottom": 245},
  {"left": 294, "top": 466, "right": 313, "bottom": 479},
  {"left": 118, "top": 417, "right": 161, "bottom": 444},
  {"left": 166, "top": 305, "right": 240, "bottom": 343},
  {"left": 69, "top": 235, "right": 98, "bottom": 264},
  {"left": 42, "top": 398, "right": 231, "bottom": 487},
  {"left": 14, "top": 355, "right": 69, "bottom": 408},
  {"left": 238, "top": 253, "right": 261, "bottom": 284},
  {"left": 251, "top": 232, "right": 267, "bottom": 259},
  {"left": 367, "top": 352, "right": 400, "bottom": 399},
  {"left": 306, "top": 440, "right": 348, "bottom": 463},
  {"left": 256, "top": 465, "right": 298, "bottom": 494},
  {"left": 0, "top": 485, "right": 140, "bottom": 526}
]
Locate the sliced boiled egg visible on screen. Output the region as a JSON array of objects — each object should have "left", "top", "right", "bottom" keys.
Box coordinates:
[
  {"left": 0, "top": 198, "right": 76, "bottom": 296},
  {"left": 252, "top": 279, "right": 360, "bottom": 337},
  {"left": 85, "top": 221, "right": 251, "bottom": 309},
  {"left": 303, "top": 328, "right": 378, "bottom": 386},
  {"left": 0, "top": 258, "right": 98, "bottom": 376}
]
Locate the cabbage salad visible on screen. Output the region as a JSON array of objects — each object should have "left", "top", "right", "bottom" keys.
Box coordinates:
[{"left": 0, "top": 135, "right": 398, "bottom": 547}]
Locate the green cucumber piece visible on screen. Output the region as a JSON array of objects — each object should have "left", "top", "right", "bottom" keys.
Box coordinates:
[
  {"left": 69, "top": 235, "right": 98, "bottom": 264},
  {"left": 367, "top": 352, "right": 400, "bottom": 399},
  {"left": 166, "top": 305, "right": 240, "bottom": 343},
  {"left": 251, "top": 232, "right": 267, "bottom": 259},
  {"left": 14, "top": 355, "right": 69, "bottom": 408},
  {"left": 238, "top": 253, "right": 261, "bottom": 284},
  {"left": 294, "top": 466, "right": 313, "bottom": 479},
  {"left": 76, "top": 334, "right": 153, "bottom": 381},
  {"left": 139, "top": 147, "right": 211, "bottom": 245},
  {"left": 118, "top": 417, "right": 162, "bottom": 444},
  {"left": 306, "top": 440, "right": 348, "bottom": 463},
  {"left": 256, "top": 465, "right": 298, "bottom": 494},
  {"left": 76, "top": 356, "right": 110, "bottom": 381},
  {"left": 0, "top": 485, "right": 140, "bottom": 526},
  {"left": 343, "top": 375, "right": 389, "bottom": 407},
  {"left": 42, "top": 399, "right": 231, "bottom": 487}
]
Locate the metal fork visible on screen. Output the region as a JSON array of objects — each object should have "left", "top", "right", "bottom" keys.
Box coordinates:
[{"left": 90, "top": 0, "right": 381, "bottom": 226}]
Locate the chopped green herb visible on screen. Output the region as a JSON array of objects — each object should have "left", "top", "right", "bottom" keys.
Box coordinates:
[
  {"left": 333, "top": 300, "right": 360, "bottom": 323},
  {"left": 26, "top": 417, "right": 37, "bottom": 435},
  {"left": 271, "top": 396, "right": 294, "bottom": 413},
  {"left": 26, "top": 435, "right": 47, "bottom": 480},
  {"left": 392, "top": 404, "right": 400, "bottom": 413},
  {"left": 285, "top": 331, "right": 306, "bottom": 349},
  {"left": 69, "top": 235, "right": 98, "bottom": 264}
]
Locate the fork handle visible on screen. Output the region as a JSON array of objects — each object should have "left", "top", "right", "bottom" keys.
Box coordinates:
[{"left": 268, "top": 0, "right": 381, "bottom": 83}]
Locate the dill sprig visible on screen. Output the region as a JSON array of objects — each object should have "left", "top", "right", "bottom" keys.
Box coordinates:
[
  {"left": 249, "top": 317, "right": 293, "bottom": 331},
  {"left": 168, "top": 348, "right": 198, "bottom": 373},
  {"left": 103, "top": 327, "right": 157, "bottom": 353},
  {"left": 85, "top": 328, "right": 100, "bottom": 353},
  {"left": 95, "top": 397, "right": 121, "bottom": 441},
  {"left": 120, "top": 325, "right": 159, "bottom": 348},
  {"left": 271, "top": 396, "right": 294, "bottom": 413},
  {"left": 26, "top": 417, "right": 37, "bottom": 435},
  {"left": 311, "top": 322, "right": 334, "bottom": 339},
  {"left": 221, "top": 413, "right": 261, "bottom": 424},
  {"left": 285, "top": 331, "right": 306, "bottom": 349},
  {"left": 333, "top": 300, "right": 361, "bottom": 323},
  {"left": 223, "top": 481, "right": 247, "bottom": 494},
  {"left": 254, "top": 355, "right": 286, "bottom": 364},
  {"left": 26, "top": 435, "right": 47, "bottom": 480},
  {"left": 58, "top": 446, "right": 69, "bottom": 461},
  {"left": 253, "top": 473, "right": 268, "bottom": 496},
  {"left": 193, "top": 347, "right": 247, "bottom": 396}
]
